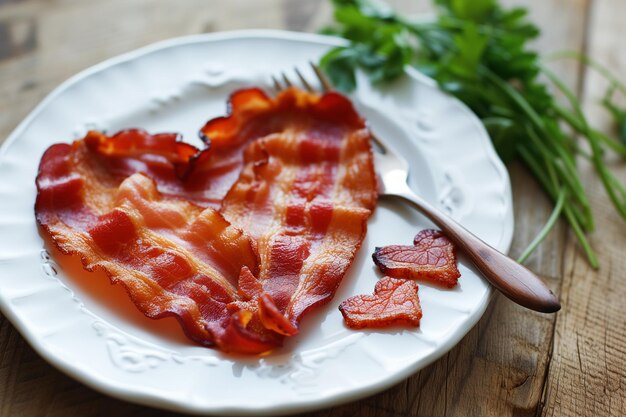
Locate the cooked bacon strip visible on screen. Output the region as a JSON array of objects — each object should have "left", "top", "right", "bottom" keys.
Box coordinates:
[
  {"left": 36, "top": 87, "right": 377, "bottom": 353},
  {"left": 79, "top": 129, "right": 231, "bottom": 208},
  {"left": 36, "top": 145, "right": 292, "bottom": 353},
  {"left": 216, "top": 88, "right": 378, "bottom": 326},
  {"left": 372, "top": 229, "right": 461, "bottom": 288},
  {"left": 339, "top": 277, "right": 422, "bottom": 329},
  {"left": 36, "top": 140, "right": 284, "bottom": 353}
]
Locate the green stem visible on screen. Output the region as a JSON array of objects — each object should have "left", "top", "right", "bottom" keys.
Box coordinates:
[
  {"left": 563, "top": 204, "right": 599, "bottom": 268},
  {"left": 543, "top": 66, "right": 626, "bottom": 220},
  {"left": 518, "top": 145, "right": 599, "bottom": 267},
  {"left": 554, "top": 104, "right": 626, "bottom": 157},
  {"left": 485, "top": 69, "right": 593, "bottom": 229},
  {"left": 524, "top": 127, "right": 592, "bottom": 230},
  {"left": 544, "top": 51, "right": 626, "bottom": 96},
  {"left": 517, "top": 188, "right": 567, "bottom": 263}
]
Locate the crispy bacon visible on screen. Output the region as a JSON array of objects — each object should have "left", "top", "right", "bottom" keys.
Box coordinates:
[
  {"left": 217, "top": 88, "right": 377, "bottom": 326},
  {"left": 79, "top": 129, "right": 230, "bottom": 208},
  {"left": 339, "top": 277, "right": 422, "bottom": 329},
  {"left": 372, "top": 229, "right": 461, "bottom": 288},
  {"left": 35, "top": 87, "right": 377, "bottom": 354}
]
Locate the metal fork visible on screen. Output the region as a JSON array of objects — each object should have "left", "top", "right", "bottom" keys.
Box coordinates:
[{"left": 273, "top": 63, "right": 560, "bottom": 313}]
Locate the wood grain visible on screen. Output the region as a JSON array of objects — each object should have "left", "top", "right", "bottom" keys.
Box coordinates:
[
  {"left": 0, "top": 0, "right": 624, "bottom": 416},
  {"left": 542, "top": 0, "right": 626, "bottom": 415}
]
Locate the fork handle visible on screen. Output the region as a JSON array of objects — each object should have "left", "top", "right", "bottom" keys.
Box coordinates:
[{"left": 391, "top": 186, "right": 560, "bottom": 313}]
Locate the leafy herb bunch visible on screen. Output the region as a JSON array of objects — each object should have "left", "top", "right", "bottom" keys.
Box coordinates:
[{"left": 321, "top": 0, "right": 626, "bottom": 267}]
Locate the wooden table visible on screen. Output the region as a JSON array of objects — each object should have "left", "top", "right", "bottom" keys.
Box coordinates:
[{"left": 0, "top": 1, "right": 624, "bottom": 416}]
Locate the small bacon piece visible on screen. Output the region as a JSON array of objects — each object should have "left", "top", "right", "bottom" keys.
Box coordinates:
[
  {"left": 339, "top": 277, "right": 422, "bottom": 329},
  {"left": 372, "top": 229, "right": 461, "bottom": 288},
  {"left": 227, "top": 266, "right": 298, "bottom": 338},
  {"left": 220, "top": 267, "right": 296, "bottom": 354}
]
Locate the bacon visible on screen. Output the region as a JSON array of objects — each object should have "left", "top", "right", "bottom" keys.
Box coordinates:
[
  {"left": 372, "top": 229, "right": 461, "bottom": 288},
  {"left": 339, "top": 277, "right": 422, "bottom": 329},
  {"left": 217, "top": 88, "right": 377, "bottom": 326},
  {"left": 36, "top": 158, "right": 283, "bottom": 352},
  {"left": 35, "top": 87, "right": 377, "bottom": 354},
  {"left": 79, "top": 129, "right": 231, "bottom": 208}
]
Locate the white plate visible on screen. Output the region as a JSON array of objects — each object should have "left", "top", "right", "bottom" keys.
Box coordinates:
[{"left": 0, "top": 30, "right": 513, "bottom": 415}]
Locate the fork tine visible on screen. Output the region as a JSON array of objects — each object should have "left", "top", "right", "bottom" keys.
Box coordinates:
[
  {"left": 271, "top": 75, "right": 284, "bottom": 92},
  {"left": 308, "top": 62, "right": 388, "bottom": 153},
  {"left": 275, "top": 63, "right": 388, "bottom": 154},
  {"left": 369, "top": 131, "right": 389, "bottom": 154},
  {"left": 294, "top": 68, "right": 314, "bottom": 92},
  {"left": 310, "top": 62, "right": 332, "bottom": 92},
  {"left": 281, "top": 73, "right": 293, "bottom": 88}
]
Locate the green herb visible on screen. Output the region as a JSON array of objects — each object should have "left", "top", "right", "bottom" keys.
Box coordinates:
[
  {"left": 547, "top": 51, "right": 626, "bottom": 146},
  {"left": 320, "top": 0, "right": 626, "bottom": 267},
  {"left": 602, "top": 88, "right": 626, "bottom": 145}
]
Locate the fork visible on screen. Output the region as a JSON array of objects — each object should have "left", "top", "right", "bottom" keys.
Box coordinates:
[{"left": 273, "top": 63, "right": 560, "bottom": 313}]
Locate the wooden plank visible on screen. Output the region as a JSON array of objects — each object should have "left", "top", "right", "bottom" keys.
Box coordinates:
[{"left": 541, "top": 0, "right": 626, "bottom": 415}]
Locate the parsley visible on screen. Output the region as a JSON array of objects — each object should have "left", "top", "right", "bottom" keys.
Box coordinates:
[{"left": 320, "top": 0, "right": 626, "bottom": 267}]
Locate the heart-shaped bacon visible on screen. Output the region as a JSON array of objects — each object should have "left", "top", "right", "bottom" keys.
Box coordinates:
[
  {"left": 339, "top": 277, "right": 422, "bottom": 329},
  {"left": 35, "top": 87, "right": 377, "bottom": 354},
  {"left": 372, "top": 229, "right": 461, "bottom": 288}
]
